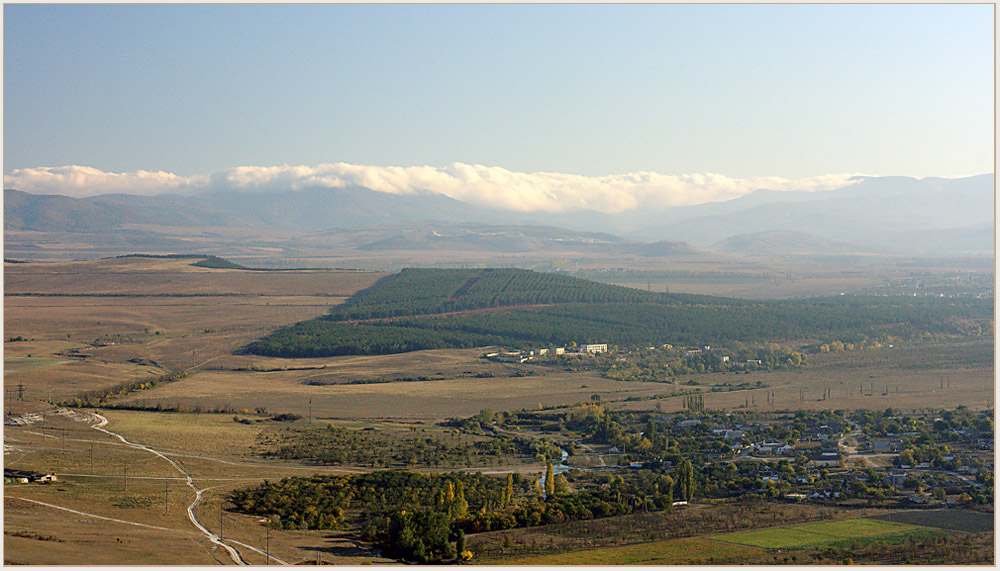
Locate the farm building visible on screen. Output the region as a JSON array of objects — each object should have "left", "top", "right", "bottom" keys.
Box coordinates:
[
  {"left": 872, "top": 439, "right": 903, "bottom": 453},
  {"left": 4, "top": 469, "right": 56, "bottom": 483},
  {"left": 808, "top": 452, "right": 841, "bottom": 467}
]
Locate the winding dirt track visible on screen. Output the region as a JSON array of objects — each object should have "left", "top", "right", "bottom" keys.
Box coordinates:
[{"left": 87, "top": 411, "right": 288, "bottom": 565}]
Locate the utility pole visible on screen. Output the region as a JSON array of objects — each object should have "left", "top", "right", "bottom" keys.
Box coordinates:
[
  {"left": 124, "top": 461, "right": 128, "bottom": 492},
  {"left": 164, "top": 482, "right": 169, "bottom": 515},
  {"left": 308, "top": 398, "right": 312, "bottom": 424},
  {"left": 90, "top": 443, "right": 94, "bottom": 471},
  {"left": 266, "top": 525, "right": 270, "bottom": 566}
]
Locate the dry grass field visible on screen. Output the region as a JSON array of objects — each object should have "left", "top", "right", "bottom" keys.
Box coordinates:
[
  {"left": 3, "top": 497, "right": 216, "bottom": 566},
  {"left": 114, "top": 359, "right": 672, "bottom": 420},
  {"left": 615, "top": 338, "right": 994, "bottom": 415},
  {"left": 3, "top": 258, "right": 395, "bottom": 564},
  {"left": 4, "top": 258, "right": 385, "bottom": 401},
  {"left": 3, "top": 256, "right": 382, "bottom": 296},
  {"left": 3, "top": 408, "right": 385, "bottom": 565}
]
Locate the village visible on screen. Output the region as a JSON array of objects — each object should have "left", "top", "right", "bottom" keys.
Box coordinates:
[
  {"left": 484, "top": 342, "right": 771, "bottom": 370},
  {"left": 452, "top": 401, "right": 994, "bottom": 512}
]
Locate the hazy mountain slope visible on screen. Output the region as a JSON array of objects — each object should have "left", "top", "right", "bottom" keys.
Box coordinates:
[
  {"left": 632, "top": 175, "right": 994, "bottom": 251},
  {"left": 6, "top": 189, "right": 260, "bottom": 231},
  {"left": 6, "top": 174, "right": 991, "bottom": 259},
  {"left": 6, "top": 186, "right": 485, "bottom": 233},
  {"left": 5, "top": 189, "right": 137, "bottom": 232},
  {"left": 86, "top": 193, "right": 252, "bottom": 227},
  {"left": 312, "top": 221, "right": 703, "bottom": 257},
  {"left": 878, "top": 223, "right": 994, "bottom": 256},
  {"left": 198, "top": 186, "right": 482, "bottom": 231},
  {"left": 711, "top": 230, "right": 878, "bottom": 256},
  {"left": 631, "top": 240, "right": 705, "bottom": 257}
]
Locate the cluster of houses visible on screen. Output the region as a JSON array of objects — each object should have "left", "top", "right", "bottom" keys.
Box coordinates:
[
  {"left": 483, "top": 342, "right": 776, "bottom": 369},
  {"left": 670, "top": 417, "right": 845, "bottom": 467},
  {"left": 484, "top": 344, "right": 608, "bottom": 363},
  {"left": 739, "top": 439, "right": 842, "bottom": 467},
  {"left": 4, "top": 469, "right": 57, "bottom": 484},
  {"left": 678, "top": 345, "right": 769, "bottom": 367}
]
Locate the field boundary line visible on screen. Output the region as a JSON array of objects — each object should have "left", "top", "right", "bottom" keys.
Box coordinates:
[{"left": 4, "top": 495, "right": 199, "bottom": 535}]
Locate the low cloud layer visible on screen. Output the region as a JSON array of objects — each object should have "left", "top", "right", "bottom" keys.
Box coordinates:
[{"left": 4, "top": 163, "right": 863, "bottom": 212}]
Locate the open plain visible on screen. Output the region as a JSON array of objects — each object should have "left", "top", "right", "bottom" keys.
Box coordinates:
[{"left": 3, "top": 256, "right": 994, "bottom": 565}]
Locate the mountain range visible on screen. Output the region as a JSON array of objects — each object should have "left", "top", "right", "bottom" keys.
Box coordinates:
[{"left": 4, "top": 173, "right": 993, "bottom": 261}]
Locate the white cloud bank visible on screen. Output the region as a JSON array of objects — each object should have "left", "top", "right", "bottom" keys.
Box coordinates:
[{"left": 4, "top": 163, "right": 863, "bottom": 212}]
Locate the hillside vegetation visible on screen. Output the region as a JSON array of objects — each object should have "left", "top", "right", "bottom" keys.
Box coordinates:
[
  {"left": 326, "top": 268, "right": 681, "bottom": 319},
  {"left": 244, "top": 268, "right": 992, "bottom": 358}
]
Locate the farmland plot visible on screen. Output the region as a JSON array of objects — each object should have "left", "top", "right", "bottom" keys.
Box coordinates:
[{"left": 708, "top": 518, "right": 923, "bottom": 549}]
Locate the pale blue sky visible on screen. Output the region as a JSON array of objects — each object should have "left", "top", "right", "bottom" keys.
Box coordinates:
[{"left": 3, "top": 3, "right": 994, "bottom": 179}]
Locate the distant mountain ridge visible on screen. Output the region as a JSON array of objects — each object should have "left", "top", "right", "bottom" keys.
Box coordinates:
[
  {"left": 4, "top": 173, "right": 993, "bottom": 258},
  {"left": 627, "top": 174, "right": 994, "bottom": 255}
]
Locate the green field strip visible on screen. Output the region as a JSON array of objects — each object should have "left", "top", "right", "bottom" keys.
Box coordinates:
[
  {"left": 4, "top": 357, "right": 72, "bottom": 373},
  {"left": 500, "top": 537, "right": 762, "bottom": 565},
  {"left": 706, "top": 518, "right": 924, "bottom": 549}
]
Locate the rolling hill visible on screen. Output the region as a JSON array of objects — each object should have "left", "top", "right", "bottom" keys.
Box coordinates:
[{"left": 243, "top": 267, "right": 993, "bottom": 358}]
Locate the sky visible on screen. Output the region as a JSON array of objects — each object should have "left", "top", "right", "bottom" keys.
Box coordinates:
[{"left": 2, "top": 4, "right": 995, "bottom": 211}]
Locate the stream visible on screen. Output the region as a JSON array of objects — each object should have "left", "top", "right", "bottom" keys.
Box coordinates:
[{"left": 537, "top": 448, "right": 571, "bottom": 495}]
